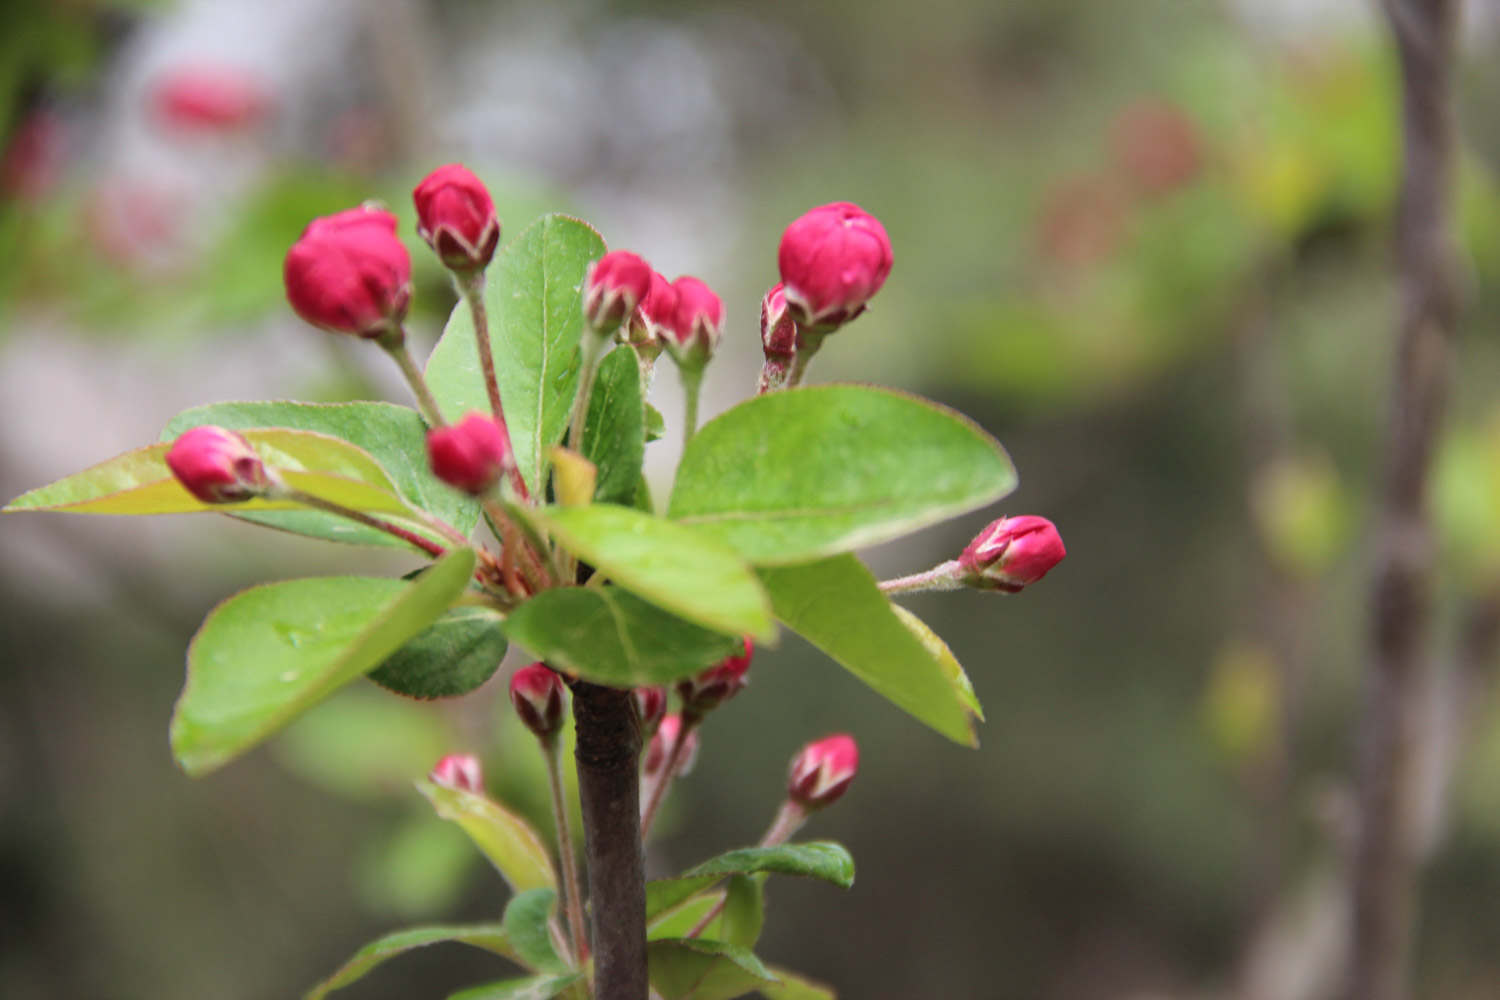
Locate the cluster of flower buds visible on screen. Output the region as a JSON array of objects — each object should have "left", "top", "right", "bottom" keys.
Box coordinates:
[
  {"left": 166, "top": 425, "right": 271, "bottom": 504},
  {"left": 644, "top": 714, "right": 700, "bottom": 779},
  {"left": 787, "top": 733, "right": 860, "bottom": 812},
  {"left": 509, "top": 663, "right": 566, "bottom": 742},
  {"left": 429, "top": 753, "right": 485, "bottom": 795},
  {"left": 958, "top": 515, "right": 1067, "bottom": 593},
  {"left": 426, "top": 412, "right": 515, "bottom": 495},
  {"left": 413, "top": 164, "right": 502, "bottom": 275},
  {"left": 777, "top": 201, "right": 892, "bottom": 332},
  {"left": 677, "top": 639, "right": 753, "bottom": 720},
  {"left": 283, "top": 204, "right": 412, "bottom": 340}
]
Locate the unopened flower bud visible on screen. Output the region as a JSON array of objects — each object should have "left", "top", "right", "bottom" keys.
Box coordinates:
[
  {"left": 663, "top": 276, "right": 723, "bottom": 368},
  {"left": 788, "top": 733, "right": 859, "bottom": 810},
  {"left": 151, "top": 64, "right": 272, "bottom": 133},
  {"left": 634, "top": 686, "right": 668, "bottom": 736},
  {"left": 412, "top": 163, "right": 501, "bottom": 274},
  {"left": 510, "top": 664, "right": 565, "bottom": 740},
  {"left": 778, "top": 202, "right": 892, "bottom": 330},
  {"left": 283, "top": 205, "right": 412, "bottom": 339},
  {"left": 166, "top": 426, "right": 270, "bottom": 504},
  {"left": 427, "top": 412, "right": 514, "bottom": 495},
  {"left": 760, "top": 282, "right": 797, "bottom": 362},
  {"left": 644, "top": 714, "right": 699, "bottom": 777},
  {"left": 430, "top": 753, "right": 484, "bottom": 794},
  {"left": 678, "top": 639, "right": 752, "bottom": 717},
  {"left": 584, "top": 250, "right": 654, "bottom": 334},
  {"left": 958, "top": 515, "right": 1066, "bottom": 593}
]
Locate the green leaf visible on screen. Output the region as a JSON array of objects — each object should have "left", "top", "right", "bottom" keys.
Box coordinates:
[
  {"left": 759, "top": 555, "right": 979, "bottom": 746},
  {"left": 369, "top": 606, "right": 508, "bottom": 699},
  {"left": 305, "top": 923, "right": 515, "bottom": 1000},
  {"left": 502, "top": 888, "right": 567, "bottom": 974},
  {"left": 170, "top": 549, "right": 477, "bottom": 775},
  {"left": 889, "top": 604, "right": 984, "bottom": 721},
  {"left": 668, "top": 385, "right": 1016, "bottom": 564},
  {"left": 646, "top": 843, "right": 855, "bottom": 920},
  {"left": 163, "top": 400, "right": 482, "bottom": 548},
  {"left": 447, "top": 975, "right": 583, "bottom": 1000},
  {"left": 645, "top": 402, "right": 667, "bottom": 443},
  {"left": 649, "top": 939, "right": 778, "bottom": 1000},
  {"left": 718, "top": 875, "right": 765, "bottom": 948},
  {"left": 648, "top": 890, "right": 727, "bottom": 941},
  {"left": 5, "top": 428, "right": 418, "bottom": 519},
  {"left": 582, "top": 347, "right": 645, "bottom": 505},
  {"left": 427, "top": 214, "right": 606, "bottom": 494},
  {"left": 503, "top": 587, "right": 744, "bottom": 687},
  {"left": 416, "top": 780, "right": 557, "bottom": 894},
  {"left": 533, "top": 504, "right": 774, "bottom": 641},
  {"left": 756, "top": 968, "right": 837, "bottom": 1000}
]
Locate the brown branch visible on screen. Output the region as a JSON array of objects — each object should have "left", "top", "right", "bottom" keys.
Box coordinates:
[
  {"left": 1345, "top": 3, "right": 1462, "bottom": 999},
  {"left": 572, "top": 681, "right": 648, "bottom": 1000}
]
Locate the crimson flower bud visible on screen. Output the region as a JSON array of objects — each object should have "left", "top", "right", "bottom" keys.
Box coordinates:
[
  {"left": 958, "top": 515, "right": 1066, "bottom": 593},
  {"left": 644, "top": 714, "right": 699, "bottom": 777},
  {"left": 427, "top": 412, "right": 514, "bottom": 495},
  {"left": 678, "top": 639, "right": 752, "bottom": 717},
  {"left": 283, "top": 205, "right": 412, "bottom": 339},
  {"left": 166, "top": 426, "right": 270, "bottom": 504},
  {"left": 626, "top": 270, "right": 676, "bottom": 361},
  {"left": 777, "top": 201, "right": 892, "bottom": 330},
  {"left": 760, "top": 282, "right": 797, "bottom": 362},
  {"left": 429, "top": 753, "right": 484, "bottom": 794},
  {"left": 633, "top": 686, "right": 668, "bottom": 735},
  {"left": 510, "top": 664, "right": 566, "bottom": 740},
  {"left": 788, "top": 733, "right": 859, "bottom": 810},
  {"left": 151, "top": 64, "right": 272, "bottom": 132},
  {"left": 412, "top": 163, "right": 501, "bottom": 274},
  {"left": 584, "top": 250, "right": 654, "bottom": 334},
  {"left": 663, "top": 276, "right": 723, "bottom": 367}
]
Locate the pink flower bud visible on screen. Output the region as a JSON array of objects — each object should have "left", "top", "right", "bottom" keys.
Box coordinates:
[
  {"left": 283, "top": 205, "right": 412, "bottom": 338},
  {"left": 644, "top": 714, "right": 699, "bottom": 777},
  {"left": 151, "top": 64, "right": 272, "bottom": 132},
  {"left": 678, "top": 639, "right": 752, "bottom": 717},
  {"left": 663, "top": 276, "right": 723, "bottom": 367},
  {"left": 427, "top": 412, "right": 515, "bottom": 495},
  {"left": 788, "top": 733, "right": 859, "bottom": 810},
  {"left": 760, "top": 282, "right": 798, "bottom": 362},
  {"left": 430, "top": 753, "right": 484, "bottom": 794},
  {"left": 958, "top": 515, "right": 1066, "bottom": 593},
  {"left": 627, "top": 270, "right": 676, "bottom": 359},
  {"left": 777, "top": 202, "right": 892, "bottom": 330},
  {"left": 509, "top": 663, "right": 565, "bottom": 740},
  {"left": 633, "top": 686, "right": 668, "bottom": 735},
  {"left": 166, "top": 426, "right": 270, "bottom": 504},
  {"left": 412, "top": 163, "right": 501, "bottom": 273},
  {"left": 584, "top": 250, "right": 654, "bottom": 333}
]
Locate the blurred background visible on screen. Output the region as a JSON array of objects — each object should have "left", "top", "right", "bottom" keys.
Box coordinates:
[{"left": 4, "top": 0, "right": 1500, "bottom": 997}]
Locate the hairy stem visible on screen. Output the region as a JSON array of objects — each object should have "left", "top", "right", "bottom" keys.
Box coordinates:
[
  {"left": 279, "top": 487, "right": 446, "bottom": 558},
  {"left": 878, "top": 561, "right": 965, "bottom": 595},
  {"left": 568, "top": 330, "right": 611, "bottom": 453},
  {"left": 572, "top": 682, "right": 648, "bottom": 1000},
  {"left": 378, "top": 329, "right": 447, "bottom": 429},
  {"left": 679, "top": 367, "right": 704, "bottom": 452},
  {"left": 784, "top": 329, "right": 826, "bottom": 389},
  {"left": 1345, "top": 3, "right": 1461, "bottom": 999},
  {"left": 459, "top": 271, "right": 506, "bottom": 425},
  {"left": 639, "top": 715, "right": 698, "bottom": 840},
  {"left": 544, "top": 736, "right": 590, "bottom": 965}
]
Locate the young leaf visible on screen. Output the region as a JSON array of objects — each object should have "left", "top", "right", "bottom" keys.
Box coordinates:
[
  {"left": 889, "top": 604, "right": 983, "bottom": 720},
  {"left": 645, "top": 842, "right": 855, "bottom": 920},
  {"left": 368, "top": 606, "right": 508, "bottom": 699},
  {"left": 668, "top": 385, "right": 1016, "bottom": 564},
  {"left": 446, "top": 974, "right": 583, "bottom": 1000},
  {"left": 502, "top": 587, "right": 744, "bottom": 687},
  {"left": 648, "top": 939, "right": 778, "bottom": 1000},
  {"left": 648, "top": 890, "right": 727, "bottom": 941},
  {"left": 755, "top": 968, "right": 838, "bottom": 1000},
  {"left": 163, "top": 400, "right": 482, "bottom": 547},
  {"left": 532, "top": 504, "right": 774, "bottom": 641},
  {"left": 717, "top": 875, "right": 765, "bottom": 948},
  {"left": 582, "top": 346, "right": 646, "bottom": 505},
  {"left": 759, "top": 555, "right": 979, "bottom": 746},
  {"left": 170, "top": 548, "right": 477, "bottom": 775},
  {"left": 426, "top": 214, "right": 606, "bottom": 494},
  {"left": 5, "top": 429, "right": 416, "bottom": 519},
  {"left": 416, "top": 780, "right": 557, "bottom": 895},
  {"left": 501, "top": 888, "right": 567, "bottom": 974},
  {"left": 304, "top": 923, "right": 516, "bottom": 1000}
]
